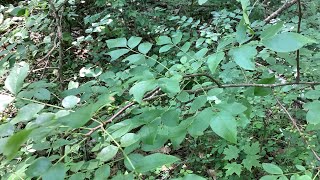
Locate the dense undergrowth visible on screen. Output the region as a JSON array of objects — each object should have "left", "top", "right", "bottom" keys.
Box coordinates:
[{"left": 0, "top": 0, "right": 320, "bottom": 179}]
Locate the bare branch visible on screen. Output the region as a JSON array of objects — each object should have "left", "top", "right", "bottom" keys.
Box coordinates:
[
  {"left": 264, "top": 0, "right": 298, "bottom": 23},
  {"left": 184, "top": 73, "right": 222, "bottom": 88}
]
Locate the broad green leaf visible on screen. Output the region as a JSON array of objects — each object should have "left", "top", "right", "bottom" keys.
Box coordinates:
[
  {"left": 236, "top": 18, "right": 250, "bottom": 44},
  {"left": 33, "top": 88, "right": 51, "bottom": 100},
  {"left": 107, "top": 49, "right": 130, "bottom": 61},
  {"left": 96, "top": 145, "right": 119, "bottom": 162},
  {"left": 224, "top": 162, "right": 242, "bottom": 176},
  {"left": 229, "top": 45, "right": 257, "bottom": 70},
  {"left": 254, "top": 76, "right": 276, "bottom": 96},
  {"left": 0, "top": 123, "right": 14, "bottom": 137},
  {"left": 223, "top": 145, "right": 240, "bottom": 160},
  {"left": 106, "top": 38, "right": 127, "bottom": 48},
  {"left": 305, "top": 90, "right": 320, "bottom": 99},
  {"left": 188, "top": 108, "right": 214, "bottom": 137},
  {"left": 216, "top": 102, "right": 247, "bottom": 115},
  {"left": 3, "top": 129, "right": 33, "bottom": 160},
  {"left": 42, "top": 163, "right": 66, "bottom": 180},
  {"left": 156, "top": 36, "right": 172, "bottom": 45},
  {"left": 295, "top": 165, "right": 306, "bottom": 171},
  {"left": 172, "top": 32, "right": 183, "bottom": 45},
  {"left": 177, "top": 91, "right": 189, "bottom": 102},
  {"left": 120, "top": 133, "right": 139, "bottom": 147},
  {"left": 242, "top": 155, "right": 261, "bottom": 171},
  {"left": 5, "top": 61, "right": 29, "bottom": 94},
  {"left": 62, "top": 95, "right": 79, "bottom": 108},
  {"left": 0, "top": 94, "right": 15, "bottom": 112},
  {"left": 11, "top": 103, "right": 45, "bottom": 124},
  {"left": 134, "top": 153, "right": 180, "bottom": 173},
  {"left": 159, "top": 44, "right": 173, "bottom": 53},
  {"left": 94, "top": 164, "right": 110, "bottom": 180},
  {"left": 196, "top": 38, "right": 205, "bottom": 48},
  {"left": 128, "top": 36, "right": 142, "bottom": 49},
  {"left": 260, "top": 175, "right": 278, "bottom": 180},
  {"left": 190, "top": 95, "right": 207, "bottom": 112},
  {"left": 260, "top": 22, "right": 284, "bottom": 40},
  {"left": 180, "top": 42, "right": 191, "bottom": 52},
  {"left": 238, "top": 0, "right": 250, "bottom": 10},
  {"left": 59, "top": 94, "right": 114, "bottom": 128},
  {"left": 198, "top": 0, "right": 208, "bottom": 5},
  {"left": 26, "top": 157, "right": 52, "bottom": 177},
  {"left": 70, "top": 173, "right": 86, "bottom": 180},
  {"left": 195, "top": 48, "right": 209, "bottom": 59},
  {"left": 207, "top": 52, "right": 225, "bottom": 74},
  {"left": 129, "top": 80, "right": 157, "bottom": 103},
  {"left": 138, "top": 42, "right": 152, "bottom": 54},
  {"left": 304, "top": 101, "right": 320, "bottom": 124},
  {"left": 262, "top": 163, "right": 283, "bottom": 175},
  {"left": 124, "top": 54, "right": 146, "bottom": 65},
  {"left": 177, "top": 174, "right": 207, "bottom": 180},
  {"left": 210, "top": 112, "right": 237, "bottom": 143},
  {"left": 161, "top": 109, "right": 180, "bottom": 126},
  {"left": 158, "top": 78, "right": 180, "bottom": 95},
  {"left": 261, "top": 32, "right": 316, "bottom": 52}
]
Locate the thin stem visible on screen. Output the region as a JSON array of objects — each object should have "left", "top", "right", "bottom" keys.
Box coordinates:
[{"left": 295, "top": 0, "right": 302, "bottom": 83}]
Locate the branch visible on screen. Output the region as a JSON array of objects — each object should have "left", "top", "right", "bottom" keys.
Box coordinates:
[
  {"left": 295, "top": 0, "right": 302, "bottom": 83},
  {"left": 275, "top": 96, "right": 320, "bottom": 161},
  {"left": 264, "top": 0, "right": 298, "bottom": 23},
  {"left": 184, "top": 73, "right": 222, "bottom": 88},
  {"left": 85, "top": 88, "right": 162, "bottom": 136},
  {"left": 186, "top": 81, "right": 320, "bottom": 93},
  {"left": 48, "top": 0, "right": 64, "bottom": 83}
]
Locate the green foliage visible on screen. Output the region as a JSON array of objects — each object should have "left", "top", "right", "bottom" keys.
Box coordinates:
[{"left": 1, "top": 0, "right": 320, "bottom": 179}]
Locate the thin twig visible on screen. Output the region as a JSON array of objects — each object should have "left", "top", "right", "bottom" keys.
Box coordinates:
[
  {"left": 184, "top": 73, "right": 222, "bottom": 88},
  {"left": 264, "top": 0, "right": 298, "bottom": 23},
  {"left": 48, "top": 0, "right": 64, "bottom": 84},
  {"left": 186, "top": 81, "right": 320, "bottom": 93},
  {"left": 275, "top": 96, "right": 320, "bottom": 161},
  {"left": 295, "top": 0, "right": 302, "bottom": 83}
]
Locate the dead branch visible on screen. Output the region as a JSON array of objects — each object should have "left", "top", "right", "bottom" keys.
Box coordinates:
[{"left": 264, "top": 0, "right": 298, "bottom": 23}]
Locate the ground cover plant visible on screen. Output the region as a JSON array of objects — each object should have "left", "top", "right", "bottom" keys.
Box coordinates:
[{"left": 0, "top": 0, "right": 320, "bottom": 179}]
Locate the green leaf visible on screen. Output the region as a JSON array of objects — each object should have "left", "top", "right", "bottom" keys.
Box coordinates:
[
  {"left": 242, "top": 155, "right": 261, "bottom": 171},
  {"left": 179, "top": 174, "right": 207, "bottom": 180},
  {"left": 124, "top": 54, "right": 146, "bottom": 65},
  {"left": 33, "top": 88, "right": 51, "bottom": 100},
  {"left": 262, "top": 163, "right": 283, "bottom": 175},
  {"left": 305, "top": 90, "right": 320, "bottom": 99},
  {"left": 190, "top": 95, "right": 207, "bottom": 112},
  {"left": 5, "top": 61, "right": 29, "bottom": 94},
  {"left": 134, "top": 153, "right": 180, "bottom": 173},
  {"left": 3, "top": 129, "right": 33, "bottom": 160},
  {"left": 254, "top": 76, "right": 276, "bottom": 96},
  {"left": 107, "top": 49, "right": 130, "bottom": 61},
  {"left": 129, "top": 80, "right": 157, "bottom": 103},
  {"left": 69, "top": 173, "right": 85, "bottom": 180},
  {"left": 161, "top": 109, "right": 180, "bottom": 126},
  {"left": 106, "top": 38, "right": 127, "bottom": 48},
  {"left": 0, "top": 94, "right": 15, "bottom": 112},
  {"left": 62, "top": 95, "right": 79, "bottom": 108},
  {"left": 243, "top": 142, "right": 260, "bottom": 155},
  {"left": 172, "top": 32, "right": 183, "bottom": 45},
  {"left": 59, "top": 94, "right": 114, "bottom": 128},
  {"left": 156, "top": 36, "right": 172, "bottom": 45},
  {"left": 138, "top": 42, "right": 152, "bottom": 54},
  {"left": 42, "top": 163, "right": 66, "bottom": 180},
  {"left": 260, "top": 175, "right": 279, "bottom": 180},
  {"left": 180, "top": 42, "right": 191, "bottom": 52},
  {"left": 128, "top": 36, "right": 142, "bottom": 49},
  {"left": 26, "top": 157, "right": 52, "bottom": 177},
  {"left": 304, "top": 101, "right": 320, "bottom": 124},
  {"left": 260, "top": 22, "right": 284, "bottom": 40},
  {"left": 158, "top": 78, "right": 180, "bottom": 95},
  {"left": 223, "top": 145, "right": 240, "bottom": 160},
  {"left": 224, "top": 162, "right": 242, "bottom": 176},
  {"left": 229, "top": 45, "right": 257, "bottom": 70},
  {"left": 0, "top": 123, "right": 14, "bottom": 137},
  {"left": 159, "top": 44, "right": 173, "bottom": 53},
  {"left": 94, "top": 164, "right": 110, "bottom": 180},
  {"left": 210, "top": 112, "right": 237, "bottom": 143},
  {"left": 11, "top": 103, "right": 45, "bottom": 124},
  {"left": 198, "top": 0, "right": 208, "bottom": 5},
  {"left": 188, "top": 108, "right": 214, "bottom": 137},
  {"left": 261, "top": 32, "right": 316, "bottom": 52},
  {"left": 120, "top": 133, "right": 139, "bottom": 147},
  {"left": 96, "top": 145, "right": 119, "bottom": 162},
  {"left": 207, "top": 52, "right": 224, "bottom": 74},
  {"left": 195, "top": 48, "right": 209, "bottom": 59}
]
